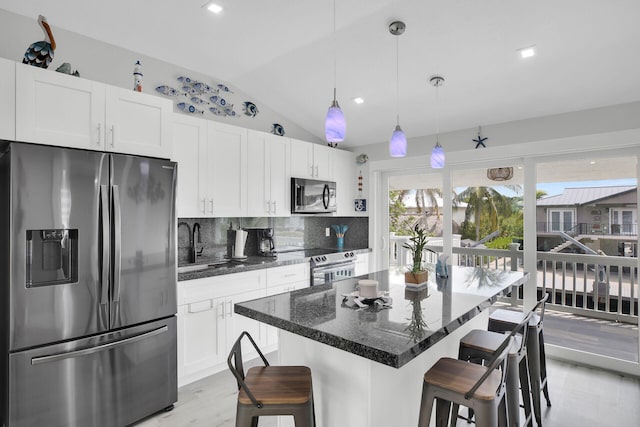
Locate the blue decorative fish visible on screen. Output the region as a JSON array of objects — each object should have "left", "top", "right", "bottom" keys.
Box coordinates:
[
  {"left": 271, "top": 123, "right": 285, "bottom": 136},
  {"left": 193, "top": 82, "right": 215, "bottom": 94},
  {"left": 243, "top": 102, "right": 259, "bottom": 117},
  {"left": 210, "top": 95, "right": 231, "bottom": 108},
  {"left": 23, "top": 15, "right": 56, "bottom": 69},
  {"left": 177, "top": 102, "right": 204, "bottom": 115},
  {"left": 223, "top": 108, "right": 237, "bottom": 117},
  {"left": 217, "top": 84, "right": 234, "bottom": 93},
  {"left": 156, "top": 85, "right": 186, "bottom": 97},
  {"left": 177, "top": 76, "right": 192, "bottom": 84},
  {"left": 209, "top": 107, "right": 226, "bottom": 116},
  {"left": 190, "top": 96, "right": 210, "bottom": 105}
]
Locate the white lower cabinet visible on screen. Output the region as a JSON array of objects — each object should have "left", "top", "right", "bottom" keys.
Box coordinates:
[
  {"left": 264, "top": 264, "right": 310, "bottom": 350},
  {"left": 177, "top": 270, "right": 266, "bottom": 387},
  {"left": 354, "top": 252, "right": 371, "bottom": 276},
  {"left": 177, "top": 264, "right": 311, "bottom": 386}
]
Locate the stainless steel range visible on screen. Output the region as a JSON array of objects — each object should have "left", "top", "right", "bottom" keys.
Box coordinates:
[{"left": 310, "top": 250, "right": 357, "bottom": 286}]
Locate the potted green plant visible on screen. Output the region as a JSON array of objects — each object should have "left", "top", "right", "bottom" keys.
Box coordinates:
[{"left": 402, "top": 223, "right": 432, "bottom": 285}]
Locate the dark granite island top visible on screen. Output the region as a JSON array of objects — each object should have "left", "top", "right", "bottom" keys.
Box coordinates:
[{"left": 235, "top": 266, "right": 529, "bottom": 368}]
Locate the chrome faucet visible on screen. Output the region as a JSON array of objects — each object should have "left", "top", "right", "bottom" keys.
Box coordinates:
[{"left": 191, "top": 222, "right": 203, "bottom": 263}]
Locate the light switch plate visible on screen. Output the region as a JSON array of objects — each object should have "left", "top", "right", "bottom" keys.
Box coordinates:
[{"left": 325, "top": 227, "right": 330, "bottom": 237}]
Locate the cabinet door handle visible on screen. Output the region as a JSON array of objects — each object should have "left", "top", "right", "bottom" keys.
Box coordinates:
[
  {"left": 266, "top": 200, "right": 271, "bottom": 214},
  {"left": 310, "top": 165, "right": 314, "bottom": 177},
  {"left": 315, "top": 165, "right": 319, "bottom": 177},
  {"left": 227, "top": 301, "right": 233, "bottom": 318},
  {"left": 109, "top": 125, "right": 115, "bottom": 147},
  {"left": 218, "top": 301, "right": 226, "bottom": 319},
  {"left": 208, "top": 199, "right": 214, "bottom": 214},
  {"left": 96, "top": 123, "right": 102, "bottom": 146},
  {"left": 272, "top": 200, "right": 277, "bottom": 214},
  {"left": 201, "top": 199, "right": 206, "bottom": 214}
]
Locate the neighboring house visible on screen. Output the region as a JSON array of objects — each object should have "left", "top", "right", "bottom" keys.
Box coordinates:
[{"left": 536, "top": 186, "right": 637, "bottom": 256}]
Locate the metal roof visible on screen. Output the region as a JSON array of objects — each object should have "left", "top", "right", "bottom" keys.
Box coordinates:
[{"left": 537, "top": 186, "right": 636, "bottom": 206}]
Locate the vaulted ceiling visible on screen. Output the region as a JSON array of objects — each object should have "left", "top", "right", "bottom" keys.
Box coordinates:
[{"left": 3, "top": 0, "right": 640, "bottom": 149}]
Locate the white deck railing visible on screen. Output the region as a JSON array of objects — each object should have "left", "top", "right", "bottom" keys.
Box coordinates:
[{"left": 389, "top": 234, "right": 639, "bottom": 323}]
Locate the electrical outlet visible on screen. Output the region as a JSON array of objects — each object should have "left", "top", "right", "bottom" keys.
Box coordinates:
[{"left": 325, "top": 227, "right": 331, "bottom": 237}]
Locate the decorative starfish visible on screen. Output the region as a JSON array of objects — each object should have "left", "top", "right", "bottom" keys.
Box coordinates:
[{"left": 473, "top": 126, "right": 487, "bottom": 149}]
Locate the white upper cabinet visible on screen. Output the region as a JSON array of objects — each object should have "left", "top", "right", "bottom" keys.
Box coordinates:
[
  {"left": 209, "top": 122, "right": 248, "bottom": 217},
  {"left": 0, "top": 58, "right": 15, "bottom": 141},
  {"left": 104, "top": 86, "right": 172, "bottom": 158},
  {"left": 290, "top": 138, "right": 333, "bottom": 181},
  {"left": 247, "top": 130, "right": 291, "bottom": 217},
  {"left": 15, "top": 63, "right": 172, "bottom": 158},
  {"left": 16, "top": 63, "right": 105, "bottom": 150},
  {"left": 172, "top": 114, "right": 210, "bottom": 217}
]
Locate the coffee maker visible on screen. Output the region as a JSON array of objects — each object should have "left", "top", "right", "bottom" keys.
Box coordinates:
[{"left": 245, "top": 228, "right": 277, "bottom": 257}]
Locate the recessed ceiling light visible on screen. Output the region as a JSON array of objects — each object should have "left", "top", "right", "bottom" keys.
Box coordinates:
[
  {"left": 590, "top": 161, "right": 596, "bottom": 165},
  {"left": 206, "top": 2, "right": 223, "bottom": 14},
  {"left": 353, "top": 97, "right": 364, "bottom": 104},
  {"left": 518, "top": 45, "right": 536, "bottom": 59}
]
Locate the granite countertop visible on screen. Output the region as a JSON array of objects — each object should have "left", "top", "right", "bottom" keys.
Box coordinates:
[
  {"left": 178, "top": 247, "right": 371, "bottom": 281},
  {"left": 235, "top": 266, "right": 529, "bottom": 368}
]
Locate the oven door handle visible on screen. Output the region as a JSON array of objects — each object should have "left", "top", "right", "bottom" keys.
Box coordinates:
[{"left": 312, "top": 262, "right": 356, "bottom": 275}]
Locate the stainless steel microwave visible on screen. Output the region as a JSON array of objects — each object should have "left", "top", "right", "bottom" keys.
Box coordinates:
[{"left": 291, "top": 178, "right": 337, "bottom": 214}]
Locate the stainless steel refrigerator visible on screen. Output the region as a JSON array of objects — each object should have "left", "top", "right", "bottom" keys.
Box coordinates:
[{"left": 0, "top": 142, "right": 178, "bottom": 426}]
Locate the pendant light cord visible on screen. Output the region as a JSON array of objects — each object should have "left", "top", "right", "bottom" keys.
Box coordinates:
[
  {"left": 396, "top": 34, "right": 400, "bottom": 126},
  {"left": 435, "top": 81, "right": 440, "bottom": 143},
  {"left": 332, "top": 0, "right": 337, "bottom": 99}
]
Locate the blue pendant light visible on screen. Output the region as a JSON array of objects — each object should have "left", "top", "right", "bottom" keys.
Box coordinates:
[
  {"left": 325, "top": 0, "right": 345, "bottom": 145},
  {"left": 429, "top": 75, "right": 445, "bottom": 168},
  {"left": 389, "top": 20, "right": 406, "bottom": 157},
  {"left": 325, "top": 88, "right": 346, "bottom": 143}
]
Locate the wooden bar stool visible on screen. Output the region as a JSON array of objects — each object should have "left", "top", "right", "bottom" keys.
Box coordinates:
[
  {"left": 418, "top": 319, "right": 528, "bottom": 427},
  {"left": 488, "top": 294, "right": 551, "bottom": 427},
  {"left": 227, "top": 331, "right": 316, "bottom": 427},
  {"left": 456, "top": 311, "right": 534, "bottom": 427}
]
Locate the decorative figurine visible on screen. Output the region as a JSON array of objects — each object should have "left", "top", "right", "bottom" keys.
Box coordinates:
[
  {"left": 271, "top": 123, "right": 285, "bottom": 136},
  {"left": 473, "top": 125, "right": 487, "bottom": 149},
  {"left": 55, "top": 62, "right": 80, "bottom": 77},
  {"left": 155, "top": 85, "right": 186, "bottom": 97},
  {"left": 210, "top": 95, "right": 230, "bottom": 107},
  {"left": 242, "top": 101, "right": 259, "bottom": 117},
  {"left": 177, "top": 102, "right": 204, "bottom": 115},
  {"left": 133, "top": 60, "right": 143, "bottom": 92},
  {"left": 23, "top": 15, "right": 56, "bottom": 68},
  {"left": 217, "top": 83, "right": 234, "bottom": 93}
]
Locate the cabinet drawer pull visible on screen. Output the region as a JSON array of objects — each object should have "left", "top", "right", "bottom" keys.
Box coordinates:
[{"left": 188, "top": 300, "right": 213, "bottom": 313}]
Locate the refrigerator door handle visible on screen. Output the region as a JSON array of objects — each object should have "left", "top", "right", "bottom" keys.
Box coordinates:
[
  {"left": 112, "top": 185, "right": 122, "bottom": 302},
  {"left": 30, "top": 326, "right": 168, "bottom": 365},
  {"left": 100, "top": 185, "right": 110, "bottom": 305}
]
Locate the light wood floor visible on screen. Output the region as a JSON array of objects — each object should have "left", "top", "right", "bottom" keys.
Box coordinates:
[{"left": 133, "top": 354, "right": 640, "bottom": 427}]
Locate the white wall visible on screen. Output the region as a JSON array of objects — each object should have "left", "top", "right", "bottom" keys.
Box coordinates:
[{"left": 0, "top": 8, "right": 323, "bottom": 145}]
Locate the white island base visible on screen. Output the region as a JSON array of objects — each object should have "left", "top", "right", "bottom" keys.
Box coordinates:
[{"left": 275, "top": 310, "right": 489, "bottom": 427}]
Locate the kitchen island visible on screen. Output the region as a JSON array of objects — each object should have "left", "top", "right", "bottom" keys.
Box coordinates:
[{"left": 235, "top": 266, "right": 528, "bottom": 427}]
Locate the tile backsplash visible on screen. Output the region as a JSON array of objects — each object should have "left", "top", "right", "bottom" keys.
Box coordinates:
[{"left": 177, "top": 216, "right": 368, "bottom": 265}]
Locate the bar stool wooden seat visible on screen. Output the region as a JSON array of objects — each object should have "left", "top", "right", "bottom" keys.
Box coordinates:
[
  {"left": 228, "top": 331, "right": 316, "bottom": 427},
  {"left": 418, "top": 314, "right": 531, "bottom": 427},
  {"left": 488, "top": 294, "right": 551, "bottom": 427},
  {"left": 456, "top": 312, "right": 534, "bottom": 427}
]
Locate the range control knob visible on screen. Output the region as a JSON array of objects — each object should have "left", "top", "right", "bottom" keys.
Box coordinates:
[{"left": 323, "top": 256, "right": 327, "bottom": 261}]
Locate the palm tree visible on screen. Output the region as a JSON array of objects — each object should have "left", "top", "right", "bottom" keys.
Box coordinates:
[
  {"left": 415, "top": 188, "right": 443, "bottom": 234},
  {"left": 457, "top": 186, "right": 520, "bottom": 241}
]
